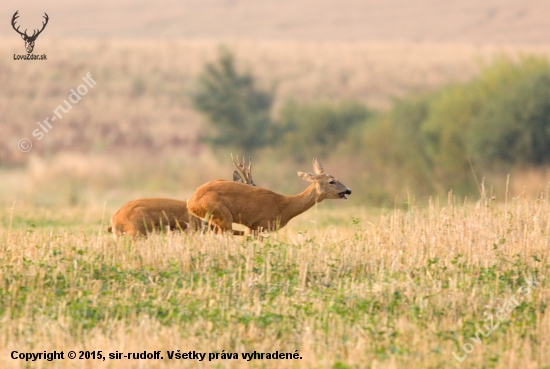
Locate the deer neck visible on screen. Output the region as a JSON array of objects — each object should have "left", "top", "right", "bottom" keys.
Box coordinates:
[{"left": 281, "top": 183, "right": 319, "bottom": 224}]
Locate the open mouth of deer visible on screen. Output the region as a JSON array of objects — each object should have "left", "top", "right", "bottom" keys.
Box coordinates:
[{"left": 338, "top": 189, "right": 352, "bottom": 200}]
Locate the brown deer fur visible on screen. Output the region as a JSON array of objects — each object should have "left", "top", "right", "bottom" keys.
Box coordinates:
[
  {"left": 107, "top": 198, "right": 199, "bottom": 238},
  {"left": 107, "top": 156, "right": 256, "bottom": 238},
  {"left": 187, "top": 158, "right": 351, "bottom": 234}
]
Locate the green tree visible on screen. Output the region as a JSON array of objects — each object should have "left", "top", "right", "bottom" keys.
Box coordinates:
[{"left": 192, "top": 49, "right": 274, "bottom": 152}]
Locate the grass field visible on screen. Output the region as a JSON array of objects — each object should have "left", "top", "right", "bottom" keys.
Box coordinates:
[
  {"left": 3, "top": 1, "right": 550, "bottom": 367},
  {"left": 0, "top": 192, "right": 548, "bottom": 368}
]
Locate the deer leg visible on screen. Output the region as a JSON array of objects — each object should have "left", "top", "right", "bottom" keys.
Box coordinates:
[
  {"left": 198, "top": 216, "right": 224, "bottom": 235},
  {"left": 209, "top": 205, "right": 233, "bottom": 234},
  {"left": 200, "top": 218, "right": 208, "bottom": 235}
]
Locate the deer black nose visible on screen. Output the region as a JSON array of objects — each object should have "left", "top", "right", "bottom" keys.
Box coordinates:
[{"left": 345, "top": 189, "right": 352, "bottom": 195}]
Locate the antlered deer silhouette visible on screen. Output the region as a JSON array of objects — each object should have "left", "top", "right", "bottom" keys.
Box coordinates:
[{"left": 12, "top": 10, "right": 49, "bottom": 54}]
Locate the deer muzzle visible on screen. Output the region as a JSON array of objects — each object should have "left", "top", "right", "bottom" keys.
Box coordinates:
[{"left": 339, "top": 189, "right": 352, "bottom": 200}]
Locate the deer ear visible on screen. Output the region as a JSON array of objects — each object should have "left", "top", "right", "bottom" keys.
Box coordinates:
[
  {"left": 298, "top": 171, "right": 316, "bottom": 182},
  {"left": 233, "top": 171, "right": 244, "bottom": 183},
  {"left": 312, "top": 158, "right": 325, "bottom": 175},
  {"left": 20, "top": 34, "right": 25, "bottom": 40}
]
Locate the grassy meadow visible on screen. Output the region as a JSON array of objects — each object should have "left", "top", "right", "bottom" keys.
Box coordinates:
[
  {"left": 0, "top": 191, "right": 548, "bottom": 369},
  {"left": 3, "top": 1, "right": 550, "bottom": 368}
]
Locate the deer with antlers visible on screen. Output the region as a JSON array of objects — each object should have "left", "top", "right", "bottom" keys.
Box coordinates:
[
  {"left": 107, "top": 155, "right": 256, "bottom": 238},
  {"left": 187, "top": 158, "right": 351, "bottom": 235},
  {"left": 12, "top": 11, "right": 49, "bottom": 54}
]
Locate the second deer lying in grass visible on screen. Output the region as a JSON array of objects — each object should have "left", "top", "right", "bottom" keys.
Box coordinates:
[
  {"left": 187, "top": 158, "right": 351, "bottom": 236},
  {"left": 107, "top": 155, "right": 256, "bottom": 238}
]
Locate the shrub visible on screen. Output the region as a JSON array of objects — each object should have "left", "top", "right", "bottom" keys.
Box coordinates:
[
  {"left": 467, "top": 72, "right": 550, "bottom": 168},
  {"left": 420, "top": 56, "right": 550, "bottom": 191},
  {"left": 354, "top": 56, "right": 550, "bottom": 198}
]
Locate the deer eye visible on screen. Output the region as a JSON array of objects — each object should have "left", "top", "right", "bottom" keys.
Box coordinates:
[{"left": 329, "top": 180, "right": 335, "bottom": 185}]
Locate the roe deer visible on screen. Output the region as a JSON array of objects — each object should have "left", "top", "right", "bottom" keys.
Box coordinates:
[
  {"left": 187, "top": 158, "right": 351, "bottom": 235},
  {"left": 107, "top": 155, "right": 256, "bottom": 238}
]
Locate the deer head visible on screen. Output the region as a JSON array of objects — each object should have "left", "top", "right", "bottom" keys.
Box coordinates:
[
  {"left": 12, "top": 11, "right": 49, "bottom": 54},
  {"left": 298, "top": 158, "right": 352, "bottom": 200}
]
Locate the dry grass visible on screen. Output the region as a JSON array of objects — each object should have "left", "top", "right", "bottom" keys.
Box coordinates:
[{"left": 0, "top": 194, "right": 548, "bottom": 368}]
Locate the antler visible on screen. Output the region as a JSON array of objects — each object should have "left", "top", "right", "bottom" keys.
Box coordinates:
[
  {"left": 12, "top": 11, "right": 49, "bottom": 40},
  {"left": 11, "top": 11, "right": 26, "bottom": 37},
  {"left": 30, "top": 13, "right": 49, "bottom": 39},
  {"left": 231, "top": 154, "right": 256, "bottom": 186}
]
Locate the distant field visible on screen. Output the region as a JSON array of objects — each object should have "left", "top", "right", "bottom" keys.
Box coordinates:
[
  {"left": 3, "top": 38, "right": 550, "bottom": 167},
  {"left": 0, "top": 197, "right": 548, "bottom": 368},
  {"left": 2, "top": 0, "right": 550, "bottom": 43}
]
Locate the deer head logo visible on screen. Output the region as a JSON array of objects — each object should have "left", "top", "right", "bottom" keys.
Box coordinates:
[{"left": 11, "top": 11, "right": 49, "bottom": 54}]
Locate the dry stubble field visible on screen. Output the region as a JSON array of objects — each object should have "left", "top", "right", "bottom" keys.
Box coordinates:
[{"left": 0, "top": 191, "right": 548, "bottom": 369}]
